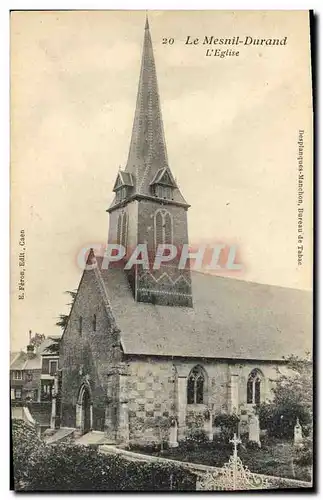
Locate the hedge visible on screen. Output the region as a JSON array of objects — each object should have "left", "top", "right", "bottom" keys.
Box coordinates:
[{"left": 12, "top": 420, "right": 196, "bottom": 491}]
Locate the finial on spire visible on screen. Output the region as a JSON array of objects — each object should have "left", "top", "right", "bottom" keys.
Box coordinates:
[{"left": 145, "top": 13, "right": 149, "bottom": 30}]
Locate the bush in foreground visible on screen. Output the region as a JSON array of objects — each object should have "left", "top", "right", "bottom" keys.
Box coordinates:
[{"left": 12, "top": 420, "right": 196, "bottom": 491}]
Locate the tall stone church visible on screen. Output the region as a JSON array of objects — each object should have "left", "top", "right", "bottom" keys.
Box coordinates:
[{"left": 59, "top": 18, "right": 311, "bottom": 443}]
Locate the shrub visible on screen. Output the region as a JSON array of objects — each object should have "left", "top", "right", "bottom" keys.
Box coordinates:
[
  {"left": 245, "top": 440, "right": 261, "bottom": 451},
  {"left": 258, "top": 355, "right": 312, "bottom": 441},
  {"left": 26, "top": 444, "right": 196, "bottom": 491},
  {"left": 258, "top": 402, "right": 311, "bottom": 439},
  {"left": 183, "top": 429, "right": 209, "bottom": 450},
  {"left": 294, "top": 437, "right": 313, "bottom": 467},
  {"left": 214, "top": 413, "right": 240, "bottom": 442},
  {"left": 11, "top": 419, "right": 43, "bottom": 490},
  {"left": 12, "top": 422, "right": 196, "bottom": 491},
  {"left": 186, "top": 411, "right": 205, "bottom": 430}
]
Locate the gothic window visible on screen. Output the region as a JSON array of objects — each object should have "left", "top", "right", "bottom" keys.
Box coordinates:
[
  {"left": 247, "top": 369, "right": 263, "bottom": 404},
  {"left": 154, "top": 209, "right": 173, "bottom": 248},
  {"left": 121, "top": 212, "right": 128, "bottom": 248},
  {"left": 92, "top": 314, "right": 97, "bottom": 332},
  {"left": 164, "top": 212, "right": 172, "bottom": 244},
  {"left": 117, "top": 212, "right": 128, "bottom": 247},
  {"left": 187, "top": 366, "right": 206, "bottom": 404},
  {"left": 117, "top": 213, "right": 122, "bottom": 245},
  {"left": 155, "top": 210, "right": 164, "bottom": 247}
]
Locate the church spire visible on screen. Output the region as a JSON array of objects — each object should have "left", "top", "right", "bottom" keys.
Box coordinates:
[
  {"left": 122, "top": 16, "right": 187, "bottom": 206},
  {"left": 107, "top": 16, "right": 192, "bottom": 308},
  {"left": 125, "top": 15, "right": 168, "bottom": 189}
]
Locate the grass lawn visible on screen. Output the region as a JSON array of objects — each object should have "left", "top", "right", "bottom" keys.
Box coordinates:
[{"left": 129, "top": 439, "right": 311, "bottom": 482}]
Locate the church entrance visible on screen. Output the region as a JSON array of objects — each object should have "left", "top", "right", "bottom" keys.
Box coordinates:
[
  {"left": 82, "top": 387, "right": 91, "bottom": 434},
  {"left": 76, "top": 383, "right": 93, "bottom": 435}
]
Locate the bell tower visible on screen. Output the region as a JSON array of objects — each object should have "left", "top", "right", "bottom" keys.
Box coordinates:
[{"left": 107, "top": 17, "right": 193, "bottom": 307}]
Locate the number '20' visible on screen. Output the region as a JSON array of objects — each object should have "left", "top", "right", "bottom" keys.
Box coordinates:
[{"left": 162, "top": 38, "right": 174, "bottom": 45}]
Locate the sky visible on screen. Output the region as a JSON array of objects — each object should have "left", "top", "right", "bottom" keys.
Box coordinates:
[{"left": 10, "top": 10, "right": 312, "bottom": 350}]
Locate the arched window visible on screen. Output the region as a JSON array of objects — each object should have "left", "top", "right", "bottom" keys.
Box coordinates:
[
  {"left": 164, "top": 212, "right": 172, "bottom": 245},
  {"left": 247, "top": 369, "right": 263, "bottom": 404},
  {"left": 117, "top": 213, "right": 122, "bottom": 245},
  {"left": 154, "top": 209, "right": 173, "bottom": 249},
  {"left": 187, "top": 366, "right": 205, "bottom": 404},
  {"left": 92, "top": 314, "right": 97, "bottom": 332},
  {"left": 78, "top": 316, "right": 83, "bottom": 334},
  {"left": 121, "top": 212, "right": 128, "bottom": 248},
  {"left": 117, "top": 211, "right": 128, "bottom": 247},
  {"left": 155, "top": 211, "right": 163, "bottom": 247}
]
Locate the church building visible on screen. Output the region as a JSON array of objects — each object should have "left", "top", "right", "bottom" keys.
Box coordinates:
[{"left": 59, "top": 18, "right": 311, "bottom": 444}]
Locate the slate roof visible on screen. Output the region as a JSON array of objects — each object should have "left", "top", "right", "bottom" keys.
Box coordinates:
[
  {"left": 10, "top": 352, "right": 20, "bottom": 365},
  {"left": 96, "top": 262, "right": 312, "bottom": 361},
  {"left": 150, "top": 167, "right": 177, "bottom": 187},
  {"left": 10, "top": 351, "right": 42, "bottom": 370},
  {"left": 109, "top": 18, "right": 188, "bottom": 209},
  {"left": 10, "top": 337, "right": 61, "bottom": 370}
]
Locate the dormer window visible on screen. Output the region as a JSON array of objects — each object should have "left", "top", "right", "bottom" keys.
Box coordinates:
[
  {"left": 113, "top": 171, "right": 134, "bottom": 204},
  {"left": 154, "top": 185, "right": 172, "bottom": 199},
  {"left": 116, "top": 186, "right": 127, "bottom": 203},
  {"left": 150, "top": 167, "right": 177, "bottom": 200}
]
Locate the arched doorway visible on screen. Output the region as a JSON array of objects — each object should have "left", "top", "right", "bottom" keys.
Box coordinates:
[
  {"left": 76, "top": 383, "right": 93, "bottom": 434},
  {"left": 82, "top": 386, "right": 91, "bottom": 434}
]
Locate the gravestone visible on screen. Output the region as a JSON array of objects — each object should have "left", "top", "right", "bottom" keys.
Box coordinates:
[
  {"left": 204, "top": 410, "right": 214, "bottom": 441},
  {"left": 294, "top": 418, "right": 303, "bottom": 448},
  {"left": 169, "top": 418, "right": 179, "bottom": 448},
  {"left": 248, "top": 414, "right": 261, "bottom": 447}
]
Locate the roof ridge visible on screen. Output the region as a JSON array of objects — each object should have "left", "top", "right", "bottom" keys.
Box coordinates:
[{"left": 190, "top": 270, "right": 312, "bottom": 293}]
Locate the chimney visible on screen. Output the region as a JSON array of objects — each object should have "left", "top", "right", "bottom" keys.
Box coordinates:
[{"left": 27, "top": 343, "right": 34, "bottom": 358}]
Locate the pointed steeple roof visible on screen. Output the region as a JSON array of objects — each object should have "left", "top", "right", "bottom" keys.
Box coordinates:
[{"left": 123, "top": 16, "right": 188, "bottom": 206}]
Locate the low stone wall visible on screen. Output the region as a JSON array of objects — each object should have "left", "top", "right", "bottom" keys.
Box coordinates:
[{"left": 100, "top": 445, "right": 312, "bottom": 490}]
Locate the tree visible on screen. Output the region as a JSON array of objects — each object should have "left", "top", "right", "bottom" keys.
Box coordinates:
[
  {"left": 44, "top": 336, "right": 61, "bottom": 355},
  {"left": 258, "top": 354, "right": 312, "bottom": 438},
  {"left": 55, "top": 290, "right": 77, "bottom": 331},
  {"left": 30, "top": 333, "right": 45, "bottom": 348},
  {"left": 143, "top": 416, "right": 172, "bottom": 451}
]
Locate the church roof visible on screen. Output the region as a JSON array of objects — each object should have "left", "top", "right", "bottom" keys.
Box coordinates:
[
  {"left": 109, "top": 18, "right": 188, "bottom": 209},
  {"left": 95, "top": 260, "right": 312, "bottom": 361}
]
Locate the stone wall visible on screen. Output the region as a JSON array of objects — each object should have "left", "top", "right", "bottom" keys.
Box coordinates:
[
  {"left": 126, "top": 357, "right": 176, "bottom": 442},
  {"left": 123, "top": 357, "right": 281, "bottom": 443},
  {"left": 60, "top": 267, "right": 122, "bottom": 432}
]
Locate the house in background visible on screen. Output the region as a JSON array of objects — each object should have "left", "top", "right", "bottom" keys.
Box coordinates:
[
  {"left": 10, "top": 334, "right": 61, "bottom": 402},
  {"left": 40, "top": 337, "right": 60, "bottom": 401}
]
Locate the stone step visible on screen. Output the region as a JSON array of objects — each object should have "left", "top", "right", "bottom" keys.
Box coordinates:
[
  {"left": 73, "top": 431, "right": 116, "bottom": 447},
  {"left": 44, "top": 427, "right": 75, "bottom": 444}
]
